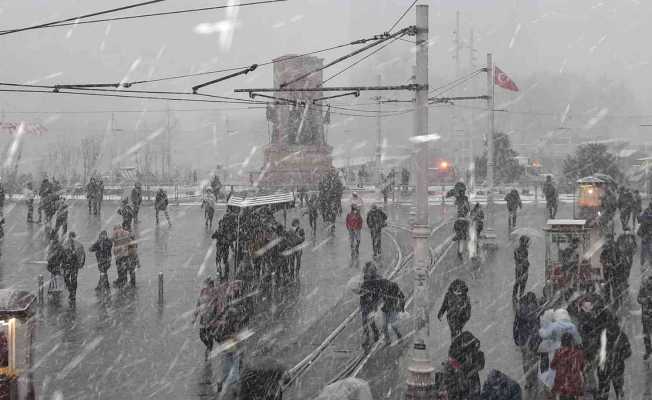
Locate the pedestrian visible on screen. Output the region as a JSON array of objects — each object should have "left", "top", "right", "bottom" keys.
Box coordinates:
[
  {"left": 597, "top": 319, "right": 631, "bottom": 400},
  {"left": 358, "top": 261, "right": 381, "bottom": 348},
  {"left": 637, "top": 275, "right": 652, "bottom": 360},
  {"left": 155, "top": 188, "right": 171, "bottom": 227},
  {"left": 513, "top": 235, "right": 530, "bottom": 304},
  {"left": 305, "top": 193, "right": 319, "bottom": 238},
  {"left": 211, "top": 227, "right": 231, "bottom": 281},
  {"left": 86, "top": 177, "right": 97, "bottom": 215},
  {"left": 90, "top": 230, "right": 113, "bottom": 294},
  {"left": 600, "top": 233, "right": 623, "bottom": 307},
  {"left": 617, "top": 187, "right": 635, "bottom": 230},
  {"left": 0, "top": 178, "right": 5, "bottom": 218},
  {"left": 210, "top": 174, "right": 222, "bottom": 201},
  {"left": 445, "top": 330, "right": 485, "bottom": 400},
  {"left": 37, "top": 177, "right": 51, "bottom": 224},
  {"left": 600, "top": 186, "right": 617, "bottom": 233},
  {"left": 61, "top": 232, "right": 85, "bottom": 306},
  {"left": 53, "top": 198, "right": 68, "bottom": 236},
  {"left": 117, "top": 198, "right": 134, "bottom": 231},
  {"left": 616, "top": 227, "right": 637, "bottom": 284},
  {"left": 550, "top": 332, "right": 585, "bottom": 400},
  {"left": 366, "top": 204, "right": 387, "bottom": 257},
  {"left": 46, "top": 234, "right": 65, "bottom": 300},
  {"left": 543, "top": 175, "right": 558, "bottom": 219},
  {"left": 378, "top": 278, "right": 404, "bottom": 345},
  {"left": 130, "top": 182, "right": 143, "bottom": 224},
  {"left": 480, "top": 370, "right": 522, "bottom": 400},
  {"left": 638, "top": 202, "right": 652, "bottom": 271},
  {"left": 504, "top": 188, "right": 522, "bottom": 228},
  {"left": 23, "top": 181, "right": 35, "bottom": 223},
  {"left": 437, "top": 279, "right": 471, "bottom": 339},
  {"left": 470, "top": 203, "right": 484, "bottom": 238},
  {"left": 96, "top": 177, "right": 104, "bottom": 214},
  {"left": 202, "top": 189, "right": 216, "bottom": 229},
  {"left": 633, "top": 189, "right": 643, "bottom": 230},
  {"left": 111, "top": 224, "right": 130, "bottom": 288},
  {"left": 512, "top": 291, "right": 539, "bottom": 390},
  {"left": 193, "top": 277, "right": 217, "bottom": 361},
  {"left": 346, "top": 206, "right": 363, "bottom": 259},
  {"left": 351, "top": 191, "right": 364, "bottom": 212},
  {"left": 126, "top": 231, "right": 139, "bottom": 287},
  {"left": 289, "top": 218, "right": 305, "bottom": 280}
]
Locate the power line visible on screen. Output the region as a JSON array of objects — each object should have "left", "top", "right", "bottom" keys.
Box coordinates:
[
  {"left": 0, "top": 0, "right": 287, "bottom": 35},
  {"left": 0, "top": 106, "right": 266, "bottom": 115},
  {"left": 0, "top": 0, "right": 167, "bottom": 36},
  {"left": 388, "top": 0, "right": 418, "bottom": 33}
]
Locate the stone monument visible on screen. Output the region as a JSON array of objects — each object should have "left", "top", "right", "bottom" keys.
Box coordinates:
[{"left": 258, "top": 54, "right": 333, "bottom": 189}]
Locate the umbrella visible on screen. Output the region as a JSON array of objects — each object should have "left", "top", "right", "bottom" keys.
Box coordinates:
[
  {"left": 240, "top": 358, "right": 287, "bottom": 400},
  {"left": 592, "top": 173, "right": 617, "bottom": 187}
]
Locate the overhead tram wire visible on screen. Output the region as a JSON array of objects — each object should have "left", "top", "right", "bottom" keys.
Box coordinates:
[
  {"left": 0, "top": 0, "right": 288, "bottom": 35},
  {"left": 0, "top": 0, "right": 167, "bottom": 36},
  {"left": 388, "top": 0, "right": 418, "bottom": 33}
]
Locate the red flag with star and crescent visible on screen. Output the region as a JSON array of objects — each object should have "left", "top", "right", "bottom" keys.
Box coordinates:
[{"left": 494, "top": 66, "right": 519, "bottom": 91}]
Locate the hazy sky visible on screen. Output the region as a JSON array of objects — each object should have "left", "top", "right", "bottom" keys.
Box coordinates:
[{"left": 0, "top": 0, "right": 649, "bottom": 174}]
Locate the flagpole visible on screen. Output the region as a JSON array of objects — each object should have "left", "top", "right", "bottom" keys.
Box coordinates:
[{"left": 485, "top": 53, "right": 497, "bottom": 250}]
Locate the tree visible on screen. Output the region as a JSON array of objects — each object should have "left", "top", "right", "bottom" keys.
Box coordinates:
[
  {"left": 81, "top": 135, "right": 102, "bottom": 184},
  {"left": 562, "top": 143, "right": 623, "bottom": 184},
  {"left": 474, "top": 132, "right": 524, "bottom": 184}
]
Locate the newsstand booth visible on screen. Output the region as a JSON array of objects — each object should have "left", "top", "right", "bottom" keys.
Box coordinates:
[{"left": 0, "top": 290, "right": 35, "bottom": 400}]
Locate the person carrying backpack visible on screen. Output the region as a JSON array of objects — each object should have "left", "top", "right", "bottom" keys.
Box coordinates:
[
  {"left": 445, "top": 331, "right": 485, "bottom": 400},
  {"left": 366, "top": 204, "right": 387, "bottom": 257},
  {"left": 379, "top": 278, "right": 404, "bottom": 345}
]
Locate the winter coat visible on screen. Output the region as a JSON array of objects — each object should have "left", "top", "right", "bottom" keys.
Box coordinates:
[
  {"left": 504, "top": 190, "right": 522, "bottom": 211},
  {"left": 639, "top": 208, "right": 652, "bottom": 241},
  {"left": 480, "top": 370, "right": 522, "bottom": 400},
  {"left": 513, "top": 302, "right": 539, "bottom": 349},
  {"left": 90, "top": 238, "right": 113, "bottom": 263},
  {"left": 600, "top": 239, "right": 618, "bottom": 270},
  {"left": 112, "top": 227, "right": 130, "bottom": 258},
  {"left": 514, "top": 246, "right": 529, "bottom": 277},
  {"left": 543, "top": 182, "right": 557, "bottom": 204},
  {"left": 366, "top": 208, "right": 387, "bottom": 231},
  {"left": 359, "top": 277, "right": 382, "bottom": 312},
  {"left": 634, "top": 192, "right": 643, "bottom": 214},
  {"left": 600, "top": 323, "right": 631, "bottom": 377},
  {"left": 47, "top": 241, "right": 64, "bottom": 275},
  {"left": 155, "top": 191, "right": 168, "bottom": 210},
  {"left": 617, "top": 190, "right": 635, "bottom": 212},
  {"left": 539, "top": 319, "right": 582, "bottom": 353},
  {"left": 62, "top": 239, "right": 85, "bottom": 271},
  {"left": 346, "top": 212, "right": 363, "bottom": 231},
  {"left": 118, "top": 204, "right": 134, "bottom": 225},
  {"left": 130, "top": 187, "right": 142, "bottom": 207},
  {"left": 446, "top": 331, "right": 484, "bottom": 400},
  {"left": 379, "top": 279, "right": 405, "bottom": 313},
  {"left": 438, "top": 280, "right": 471, "bottom": 330},
  {"left": 638, "top": 277, "right": 652, "bottom": 334},
  {"left": 617, "top": 232, "right": 637, "bottom": 265},
  {"left": 550, "top": 347, "right": 585, "bottom": 396}
]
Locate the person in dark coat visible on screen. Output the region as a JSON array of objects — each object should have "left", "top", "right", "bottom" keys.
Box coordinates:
[
  {"left": 638, "top": 275, "right": 652, "bottom": 360},
  {"left": 543, "top": 176, "right": 558, "bottom": 219},
  {"left": 633, "top": 189, "right": 643, "bottom": 229},
  {"left": 601, "top": 233, "right": 623, "bottom": 307},
  {"left": 346, "top": 206, "right": 363, "bottom": 259},
  {"left": 480, "top": 369, "right": 522, "bottom": 400},
  {"left": 512, "top": 235, "right": 530, "bottom": 303},
  {"left": 617, "top": 187, "right": 635, "bottom": 230},
  {"left": 445, "top": 331, "right": 485, "bottom": 400},
  {"left": 616, "top": 227, "right": 637, "bottom": 283},
  {"left": 23, "top": 181, "right": 36, "bottom": 223},
  {"left": 130, "top": 182, "right": 143, "bottom": 224},
  {"left": 117, "top": 198, "right": 134, "bottom": 231},
  {"left": 359, "top": 261, "right": 381, "bottom": 348},
  {"left": 366, "top": 204, "right": 387, "bottom": 257},
  {"left": 86, "top": 177, "right": 98, "bottom": 215},
  {"left": 212, "top": 227, "right": 231, "bottom": 281},
  {"left": 504, "top": 189, "right": 522, "bottom": 227},
  {"left": 512, "top": 291, "right": 539, "bottom": 390},
  {"left": 639, "top": 202, "right": 652, "bottom": 270},
  {"left": 289, "top": 218, "right": 305, "bottom": 280},
  {"left": 90, "top": 230, "right": 113, "bottom": 293},
  {"left": 155, "top": 188, "right": 171, "bottom": 226},
  {"left": 551, "top": 332, "right": 585, "bottom": 400},
  {"left": 53, "top": 198, "right": 68, "bottom": 236},
  {"left": 61, "top": 232, "right": 85, "bottom": 306},
  {"left": 37, "top": 177, "right": 51, "bottom": 223},
  {"left": 437, "top": 279, "right": 471, "bottom": 338},
  {"left": 378, "top": 278, "right": 404, "bottom": 344},
  {"left": 597, "top": 320, "right": 631, "bottom": 400},
  {"left": 470, "top": 203, "right": 484, "bottom": 238}
]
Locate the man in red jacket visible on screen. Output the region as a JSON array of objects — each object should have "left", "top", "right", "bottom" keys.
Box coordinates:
[
  {"left": 346, "top": 206, "right": 363, "bottom": 258},
  {"left": 551, "top": 332, "right": 585, "bottom": 400}
]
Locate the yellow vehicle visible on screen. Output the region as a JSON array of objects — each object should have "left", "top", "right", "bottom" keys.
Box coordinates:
[
  {"left": 574, "top": 174, "right": 616, "bottom": 223},
  {"left": 543, "top": 219, "right": 604, "bottom": 299}
]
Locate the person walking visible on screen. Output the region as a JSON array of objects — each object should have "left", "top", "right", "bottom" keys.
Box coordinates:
[
  {"left": 305, "top": 193, "right": 319, "bottom": 238},
  {"left": 346, "top": 206, "right": 363, "bottom": 259},
  {"left": 53, "top": 198, "right": 68, "bottom": 236},
  {"left": 445, "top": 331, "right": 485, "bottom": 400},
  {"left": 211, "top": 227, "right": 231, "bottom": 281},
  {"left": 23, "top": 182, "right": 35, "bottom": 223},
  {"left": 46, "top": 234, "right": 65, "bottom": 300},
  {"left": 155, "top": 188, "right": 171, "bottom": 227},
  {"left": 86, "top": 177, "right": 97, "bottom": 215},
  {"left": 543, "top": 175, "right": 558, "bottom": 219},
  {"left": 513, "top": 235, "right": 530, "bottom": 304},
  {"left": 358, "top": 261, "right": 381, "bottom": 349},
  {"left": 512, "top": 291, "right": 539, "bottom": 390},
  {"left": 597, "top": 320, "right": 631, "bottom": 400},
  {"left": 193, "top": 277, "right": 217, "bottom": 361},
  {"left": 550, "top": 332, "right": 585, "bottom": 400},
  {"left": 616, "top": 227, "right": 637, "bottom": 284},
  {"left": 111, "top": 224, "right": 130, "bottom": 288},
  {"left": 600, "top": 233, "right": 622, "bottom": 307},
  {"left": 633, "top": 189, "right": 643, "bottom": 230},
  {"left": 117, "top": 198, "right": 134, "bottom": 231},
  {"left": 379, "top": 278, "right": 404, "bottom": 345},
  {"left": 505, "top": 188, "right": 523, "bottom": 229},
  {"left": 202, "top": 189, "right": 216, "bottom": 229},
  {"left": 126, "top": 231, "right": 140, "bottom": 287},
  {"left": 617, "top": 187, "right": 635, "bottom": 230},
  {"left": 130, "top": 182, "right": 143, "bottom": 224},
  {"left": 638, "top": 275, "right": 652, "bottom": 360},
  {"left": 36, "top": 177, "right": 51, "bottom": 224},
  {"left": 90, "top": 230, "right": 113, "bottom": 294},
  {"left": 638, "top": 202, "right": 652, "bottom": 271},
  {"left": 470, "top": 203, "right": 484, "bottom": 238},
  {"left": 437, "top": 279, "right": 471, "bottom": 339},
  {"left": 366, "top": 204, "right": 387, "bottom": 258},
  {"left": 61, "top": 232, "right": 85, "bottom": 306},
  {"left": 289, "top": 218, "right": 305, "bottom": 280}
]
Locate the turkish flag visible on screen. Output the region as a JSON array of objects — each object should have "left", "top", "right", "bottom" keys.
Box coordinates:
[{"left": 494, "top": 66, "right": 519, "bottom": 91}]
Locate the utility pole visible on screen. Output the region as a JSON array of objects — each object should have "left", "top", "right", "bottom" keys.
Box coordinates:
[
  {"left": 468, "top": 28, "right": 477, "bottom": 188},
  {"left": 405, "top": 5, "right": 435, "bottom": 400},
  {"left": 484, "top": 53, "right": 497, "bottom": 249},
  {"left": 374, "top": 74, "right": 383, "bottom": 187},
  {"left": 165, "top": 104, "right": 172, "bottom": 180}
]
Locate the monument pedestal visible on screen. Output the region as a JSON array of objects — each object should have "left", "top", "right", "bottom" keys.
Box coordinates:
[{"left": 259, "top": 143, "right": 333, "bottom": 189}]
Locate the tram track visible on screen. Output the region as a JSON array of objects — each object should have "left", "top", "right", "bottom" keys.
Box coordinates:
[{"left": 282, "top": 217, "right": 456, "bottom": 397}]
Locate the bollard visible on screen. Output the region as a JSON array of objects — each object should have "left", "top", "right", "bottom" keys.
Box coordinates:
[
  {"left": 158, "top": 272, "right": 164, "bottom": 304},
  {"left": 38, "top": 274, "right": 44, "bottom": 305}
]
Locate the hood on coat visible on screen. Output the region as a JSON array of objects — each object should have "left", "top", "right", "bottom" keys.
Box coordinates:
[{"left": 448, "top": 279, "right": 468, "bottom": 295}]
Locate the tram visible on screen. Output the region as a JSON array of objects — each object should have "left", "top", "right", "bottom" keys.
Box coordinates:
[{"left": 574, "top": 174, "right": 616, "bottom": 223}]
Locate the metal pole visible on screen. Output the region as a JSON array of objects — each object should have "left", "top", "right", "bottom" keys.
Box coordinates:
[
  {"left": 484, "top": 53, "right": 497, "bottom": 249},
  {"left": 158, "top": 272, "right": 164, "bottom": 304},
  {"left": 406, "top": 5, "right": 435, "bottom": 400},
  {"left": 375, "top": 75, "right": 383, "bottom": 188},
  {"left": 38, "top": 274, "right": 44, "bottom": 305}
]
